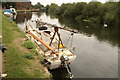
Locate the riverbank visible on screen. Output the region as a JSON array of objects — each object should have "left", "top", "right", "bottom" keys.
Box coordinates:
[
  {"left": 17, "top": 10, "right": 39, "bottom": 12},
  {"left": 1, "top": 14, "right": 51, "bottom": 78},
  {"left": 0, "top": 10, "right": 39, "bottom": 13}
]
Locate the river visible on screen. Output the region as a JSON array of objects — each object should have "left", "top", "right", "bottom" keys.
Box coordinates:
[{"left": 15, "top": 12, "right": 118, "bottom": 78}]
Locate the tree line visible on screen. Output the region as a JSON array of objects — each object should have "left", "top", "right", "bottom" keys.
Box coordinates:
[
  {"left": 45, "top": 2, "right": 119, "bottom": 27},
  {"left": 1, "top": 2, "right": 119, "bottom": 27}
]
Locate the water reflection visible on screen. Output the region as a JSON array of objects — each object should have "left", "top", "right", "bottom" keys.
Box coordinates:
[
  {"left": 34, "top": 12, "right": 42, "bottom": 17},
  {"left": 50, "top": 67, "right": 71, "bottom": 79},
  {"left": 16, "top": 12, "right": 118, "bottom": 47},
  {"left": 16, "top": 12, "right": 32, "bottom": 24},
  {"left": 58, "top": 16, "right": 118, "bottom": 46}
]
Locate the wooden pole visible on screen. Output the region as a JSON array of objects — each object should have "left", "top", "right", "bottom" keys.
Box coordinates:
[{"left": 26, "top": 30, "right": 58, "bottom": 56}]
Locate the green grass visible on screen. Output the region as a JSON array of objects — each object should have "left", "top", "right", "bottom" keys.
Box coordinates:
[
  {"left": 2, "top": 14, "right": 51, "bottom": 78},
  {"left": 0, "top": 11, "right": 2, "bottom": 35},
  {"left": 24, "top": 53, "right": 34, "bottom": 60},
  {"left": 23, "top": 40, "right": 36, "bottom": 49},
  {"left": 0, "top": 10, "right": 3, "bottom": 13}
]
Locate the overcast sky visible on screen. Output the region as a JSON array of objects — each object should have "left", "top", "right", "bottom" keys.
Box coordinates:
[{"left": 30, "top": 0, "right": 107, "bottom": 6}]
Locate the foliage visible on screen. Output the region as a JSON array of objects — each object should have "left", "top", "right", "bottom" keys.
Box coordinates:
[
  {"left": 48, "top": 3, "right": 60, "bottom": 15},
  {"left": 31, "top": 49, "right": 39, "bottom": 56},
  {"left": 23, "top": 40, "right": 36, "bottom": 49},
  {"left": 24, "top": 53, "right": 34, "bottom": 60},
  {"left": 83, "top": 19, "right": 92, "bottom": 22},
  {"left": 45, "top": 5, "right": 50, "bottom": 12},
  {"left": 45, "top": 2, "right": 119, "bottom": 27},
  {"left": 33, "top": 2, "right": 44, "bottom": 11},
  {"left": 103, "top": 2, "right": 118, "bottom": 26}
]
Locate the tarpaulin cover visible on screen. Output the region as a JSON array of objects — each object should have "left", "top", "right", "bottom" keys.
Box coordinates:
[{"left": 4, "top": 9, "right": 13, "bottom": 14}]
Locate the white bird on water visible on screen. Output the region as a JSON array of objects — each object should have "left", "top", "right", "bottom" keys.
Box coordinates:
[{"left": 103, "top": 24, "right": 107, "bottom": 28}]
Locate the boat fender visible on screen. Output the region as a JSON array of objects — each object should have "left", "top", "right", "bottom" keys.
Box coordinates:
[{"left": 59, "top": 44, "right": 64, "bottom": 48}]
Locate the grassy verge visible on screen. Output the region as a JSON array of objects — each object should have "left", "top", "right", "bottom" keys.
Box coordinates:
[
  {"left": 0, "top": 12, "right": 2, "bottom": 34},
  {"left": 0, "top": 10, "right": 3, "bottom": 12},
  {"left": 1, "top": 14, "right": 51, "bottom": 78}
]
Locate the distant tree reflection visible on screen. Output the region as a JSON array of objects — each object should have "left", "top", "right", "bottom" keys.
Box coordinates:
[{"left": 16, "top": 12, "right": 32, "bottom": 24}]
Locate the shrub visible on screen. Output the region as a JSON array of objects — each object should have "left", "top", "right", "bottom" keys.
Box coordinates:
[
  {"left": 23, "top": 40, "right": 36, "bottom": 49},
  {"left": 24, "top": 53, "right": 34, "bottom": 60},
  {"left": 32, "top": 49, "right": 39, "bottom": 56}
]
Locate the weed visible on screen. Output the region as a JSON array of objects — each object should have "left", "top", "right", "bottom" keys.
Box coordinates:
[
  {"left": 23, "top": 40, "right": 36, "bottom": 49},
  {"left": 24, "top": 53, "right": 34, "bottom": 60},
  {"left": 32, "top": 49, "right": 39, "bottom": 56}
]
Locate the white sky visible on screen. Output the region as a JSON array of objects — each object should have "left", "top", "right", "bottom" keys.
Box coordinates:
[{"left": 30, "top": 0, "right": 106, "bottom": 6}]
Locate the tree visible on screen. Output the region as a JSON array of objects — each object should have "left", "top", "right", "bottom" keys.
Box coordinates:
[
  {"left": 45, "top": 2, "right": 118, "bottom": 26},
  {"left": 59, "top": 3, "right": 68, "bottom": 16},
  {"left": 103, "top": 2, "right": 118, "bottom": 26},
  {"left": 45, "top": 5, "right": 50, "bottom": 12},
  {"left": 48, "top": 3, "right": 60, "bottom": 15},
  {"left": 34, "top": 2, "right": 44, "bottom": 11}
]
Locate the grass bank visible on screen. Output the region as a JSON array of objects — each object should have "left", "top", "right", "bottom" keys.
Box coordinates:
[{"left": 1, "top": 14, "right": 51, "bottom": 78}]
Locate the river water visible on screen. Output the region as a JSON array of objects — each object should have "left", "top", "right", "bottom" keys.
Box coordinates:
[{"left": 15, "top": 12, "right": 118, "bottom": 78}]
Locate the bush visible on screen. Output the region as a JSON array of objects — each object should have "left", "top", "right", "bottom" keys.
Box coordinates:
[
  {"left": 23, "top": 40, "right": 36, "bottom": 49},
  {"left": 24, "top": 53, "right": 34, "bottom": 60},
  {"left": 32, "top": 49, "right": 39, "bottom": 56}
]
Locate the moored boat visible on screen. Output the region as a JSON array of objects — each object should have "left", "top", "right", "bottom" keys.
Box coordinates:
[
  {"left": 25, "top": 20, "right": 77, "bottom": 70},
  {"left": 3, "top": 6, "right": 17, "bottom": 19}
]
